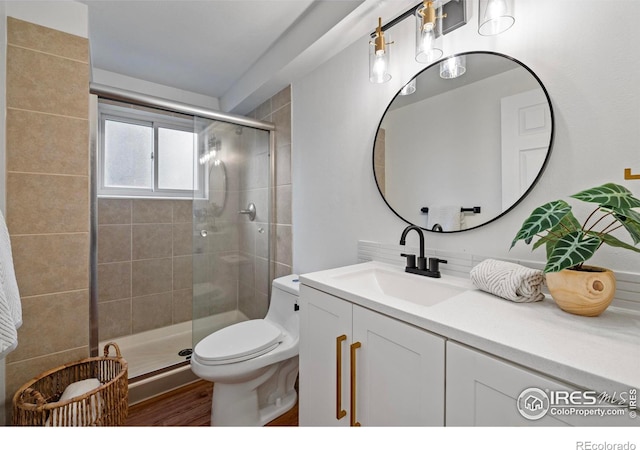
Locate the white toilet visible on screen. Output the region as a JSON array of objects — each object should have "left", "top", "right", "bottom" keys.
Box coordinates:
[{"left": 190, "top": 274, "right": 300, "bottom": 426}]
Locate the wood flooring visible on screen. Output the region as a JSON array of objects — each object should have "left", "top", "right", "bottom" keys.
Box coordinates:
[{"left": 126, "top": 380, "right": 298, "bottom": 426}]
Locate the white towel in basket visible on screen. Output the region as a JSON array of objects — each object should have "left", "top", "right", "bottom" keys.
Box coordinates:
[
  {"left": 470, "top": 259, "right": 545, "bottom": 303},
  {"left": 0, "top": 209, "right": 21, "bottom": 358}
]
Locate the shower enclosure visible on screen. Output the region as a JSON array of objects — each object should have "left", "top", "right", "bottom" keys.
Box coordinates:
[{"left": 90, "top": 86, "right": 275, "bottom": 391}]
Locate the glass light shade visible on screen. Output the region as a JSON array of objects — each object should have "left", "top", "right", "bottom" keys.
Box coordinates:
[
  {"left": 399, "top": 78, "right": 416, "bottom": 96},
  {"left": 369, "top": 44, "right": 391, "bottom": 84},
  {"left": 415, "top": 1, "right": 443, "bottom": 64},
  {"left": 478, "top": 0, "right": 515, "bottom": 36},
  {"left": 439, "top": 55, "right": 466, "bottom": 79}
]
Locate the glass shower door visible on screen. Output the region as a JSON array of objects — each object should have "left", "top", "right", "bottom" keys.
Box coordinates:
[{"left": 192, "top": 118, "right": 271, "bottom": 347}]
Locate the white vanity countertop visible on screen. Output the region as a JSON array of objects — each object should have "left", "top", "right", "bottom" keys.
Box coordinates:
[{"left": 299, "top": 261, "right": 640, "bottom": 396}]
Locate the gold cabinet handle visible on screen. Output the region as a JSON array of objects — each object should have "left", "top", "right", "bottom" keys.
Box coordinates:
[
  {"left": 350, "top": 341, "right": 362, "bottom": 427},
  {"left": 336, "top": 334, "right": 347, "bottom": 420}
]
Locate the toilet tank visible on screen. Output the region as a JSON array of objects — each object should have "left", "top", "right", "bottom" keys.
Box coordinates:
[{"left": 266, "top": 274, "right": 300, "bottom": 336}]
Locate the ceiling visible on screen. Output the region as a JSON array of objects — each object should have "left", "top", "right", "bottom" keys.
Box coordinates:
[{"left": 79, "top": 0, "right": 368, "bottom": 114}]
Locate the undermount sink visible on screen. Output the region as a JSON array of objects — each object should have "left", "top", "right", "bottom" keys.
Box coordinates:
[{"left": 329, "top": 264, "right": 469, "bottom": 307}]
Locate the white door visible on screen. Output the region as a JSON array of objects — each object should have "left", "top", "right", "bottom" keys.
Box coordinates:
[
  {"left": 298, "top": 285, "right": 352, "bottom": 426},
  {"left": 500, "top": 88, "right": 552, "bottom": 210},
  {"left": 352, "top": 305, "right": 445, "bottom": 426}
]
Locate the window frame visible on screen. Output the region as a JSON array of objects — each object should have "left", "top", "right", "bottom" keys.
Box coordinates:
[{"left": 98, "top": 102, "right": 205, "bottom": 199}]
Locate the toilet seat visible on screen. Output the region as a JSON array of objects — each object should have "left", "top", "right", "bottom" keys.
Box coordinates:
[{"left": 194, "top": 319, "right": 283, "bottom": 365}]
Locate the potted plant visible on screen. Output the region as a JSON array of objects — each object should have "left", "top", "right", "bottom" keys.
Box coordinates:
[{"left": 511, "top": 183, "right": 640, "bottom": 316}]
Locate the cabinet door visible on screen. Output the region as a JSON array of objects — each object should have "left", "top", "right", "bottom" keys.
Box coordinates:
[
  {"left": 299, "top": 285, "right": 352, "bottom": 426},
  {"left": 446, "top": 341, "right": 636, "bottom": 426},
  {"left": 352, "top": 305, "right": 445, "bottom": 426}
]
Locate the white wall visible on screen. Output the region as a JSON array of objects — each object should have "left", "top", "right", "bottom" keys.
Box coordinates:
[
  {"left": 292, "top": 0, "right": 640, "bottom": 275},
  {"left": 92, "top": 68, "right": 220, "bottom": 111}
]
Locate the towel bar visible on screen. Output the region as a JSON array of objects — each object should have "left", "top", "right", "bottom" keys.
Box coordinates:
[{"left": 421, "top": 206, "right": 481, "bottom": 214}]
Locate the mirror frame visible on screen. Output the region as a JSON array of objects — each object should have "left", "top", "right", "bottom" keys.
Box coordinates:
[{"left": 373, "top": 51, "right": 555, "bottom": 233}]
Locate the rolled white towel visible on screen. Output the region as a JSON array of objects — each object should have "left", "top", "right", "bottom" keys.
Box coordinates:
[{"left": 470, "top": 259, "right": 545, "bottom": 303}]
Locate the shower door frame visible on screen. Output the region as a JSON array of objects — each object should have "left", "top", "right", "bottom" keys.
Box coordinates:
[{"left": 88, "top": 84, "right": 276, "bottom": 357}]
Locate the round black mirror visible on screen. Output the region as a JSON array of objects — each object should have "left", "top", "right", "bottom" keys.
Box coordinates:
[{"left": 373, "top": 51, "right": 554, "bottom": 232}]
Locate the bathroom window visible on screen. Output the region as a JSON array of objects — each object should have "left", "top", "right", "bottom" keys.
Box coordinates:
[{"left": 98, "top": 101, "right": 204, "bottom": 199}]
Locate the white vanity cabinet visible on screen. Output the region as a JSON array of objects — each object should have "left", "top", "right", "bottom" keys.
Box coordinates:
[
  {"left": 299, "top": 284, "right": 445, "bottom": 426},
  {"left": 446, "top": 341, "right": 635, "bottom": 427}
]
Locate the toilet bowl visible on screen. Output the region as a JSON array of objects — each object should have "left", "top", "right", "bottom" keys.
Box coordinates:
[{"left": 190, "top": 274, "right": 300, "bottom": 426}]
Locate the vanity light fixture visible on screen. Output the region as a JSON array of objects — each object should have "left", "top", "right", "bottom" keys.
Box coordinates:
[
  {"left": 439, "top": 55, "right": 466, "bottom": 79},
  {"left": 478, "top": 0, "right": 515, "bottom": 36},
  {"left": 415, "top": 1, "right": 445, "bottom": 64},
  {"left": 369, "top": 17, "right": 393, "bottom": 84},
  {"left": 399, "top": 78, "right": 417, "bottom": 95},
  {"left": 368, "top": 1, "right": 467, "bottom": 83}
]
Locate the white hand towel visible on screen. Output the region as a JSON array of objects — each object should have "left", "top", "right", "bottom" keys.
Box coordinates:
[
  {"left": 470, "top": 259, "right": 545, "bottom": 303},
  {"left": 426, "top": 205, "right": 465, "bottom": 231},
  {"left": 0, "top": 209, "right": 22, "bottom": 358}
]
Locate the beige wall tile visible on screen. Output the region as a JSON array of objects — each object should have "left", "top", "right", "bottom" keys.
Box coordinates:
[
  {"left": 7, "top": 172, "right": 88, "bottom": 234},
  {"left": 8, "top": 290, "right": 89, "bottom": 362},
  {"left": 98, "top": 225, "right": 131, "bottom": 263},
  {"left": 173, "top": 222, "right": 193, "bottom": 256},
  {"left": 132, "top": 292, "right": 172, "bottom": 333},
  {"left": 132, "top": 224, "right": 172, "bottom": 260},
  {"left": 275, "top": 224, "right": 292, "bottom": 267},
  {"left": 6, "top": 46, "right": 88, "bottom": 118},
  {"left": 6, "top": 109, "right": 88, "bottom": 176},
  {"left": 98, "top": 199, "right": 131, "bottom": 225},
  {"left": 272, "top": 86, "right": 291, "bottom": 113},
  {"left": 132, "top": 258, "right": 172, "bottom": 297},
  {"left": 272, "top": 103, "right": 291, "bottom": 148},
  {"left": 98, "top": 299, "right": 131, "bottom": 341},
  {"left": 132, "top": 199, "right": 173, "bottom": 223},
  {"left": 173, "top": 200, "right": 193, "bottom": 223},
  {"left": 12, "top": 233, "right": 88, "bottom": 297},
  {"left": 7, "top": 17, "right": 88, "bottom": 62},
  {"left": 173, "top": 255, "right": 193, "bottom": 291},
  {"left": 275, "top": 144, "right": 291, "bottom": 186},
  {"left": 275, "top": 185, "right": 292, "bottom": 225},
  {"left": 97, "top": 262, "right": 131, "bottom": 302},
  {"left": 172, "top": 289, "right": 193, "bottom": 324},
  {"left": 255, "top": 98, "right": 272, "bottom": 121}
]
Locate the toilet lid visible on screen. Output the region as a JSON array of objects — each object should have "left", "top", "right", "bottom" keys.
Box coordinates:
[{"left": 194, "top": 319, "right": 283, "bottom": 364}]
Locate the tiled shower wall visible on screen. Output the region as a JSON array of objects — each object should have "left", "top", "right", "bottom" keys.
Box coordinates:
[
  {"left": 97, "top": 199, "right": 194, "bottom": 341},
  {"left": 250, "top": 86, "right": 293, "bottom": 290},
  {"left": 4, "top": 18, "right": 90, "bottom": 417}
]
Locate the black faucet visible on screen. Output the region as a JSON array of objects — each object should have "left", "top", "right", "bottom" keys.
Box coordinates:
[{"left": 399, "top": 225, "right": 447, "bottom": 278}]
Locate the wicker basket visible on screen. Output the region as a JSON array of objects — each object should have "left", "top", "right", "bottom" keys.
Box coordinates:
[{"left": 12, "top": 342, "right": 128, "bottom": 426}]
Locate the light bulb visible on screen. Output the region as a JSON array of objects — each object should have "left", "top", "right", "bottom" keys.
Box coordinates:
[{"left": 372, "top": 52, "right": 388, "bottom": 83}]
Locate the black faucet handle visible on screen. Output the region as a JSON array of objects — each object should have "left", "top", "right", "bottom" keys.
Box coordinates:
[
  {"left": 400, "top": 253, "right": 416, "bottom": 269},
  {"left": 428, "top": 258, "right": 448, "bottom": 273}
]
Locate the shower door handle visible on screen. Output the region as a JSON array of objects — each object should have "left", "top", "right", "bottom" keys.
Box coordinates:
[{"left": 239, "top": 203, "right": 256, "bottom": 221}]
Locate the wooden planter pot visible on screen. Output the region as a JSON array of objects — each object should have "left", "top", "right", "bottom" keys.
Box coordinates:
[{"left": 545, "top": 266, "right": 616, "bottom": 317}]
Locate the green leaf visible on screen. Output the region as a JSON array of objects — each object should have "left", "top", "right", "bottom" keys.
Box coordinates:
[
  {"left": 612, "top": 209, "right": 640, "bottom": 245},
  {"left": 544, "top": 231, "right": 601, "bottom": 273},
  {"left": 511, "top": 200, "right": 572, "bottom": 249},
  {"left": 595, "top": 232, "right": 640, "bottom": 253},
  {"left": 532, "top": 211, "right": 582, "bottom": 257},
  {"left": 571, "top": 183, "right": 640, "bottom": 210}
]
